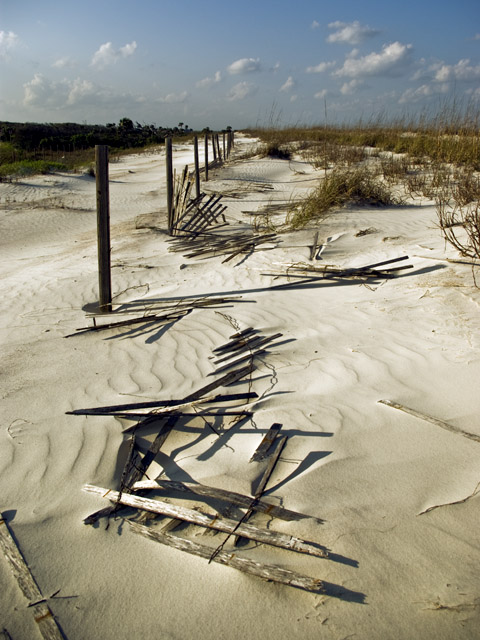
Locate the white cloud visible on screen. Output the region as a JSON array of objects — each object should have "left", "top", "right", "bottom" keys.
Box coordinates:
[
  {"left": 399, "top": 82, "right": 449, "bottom": 104},
  {"left": 22, "top": 73, "right": 143, "bottom": 110},
  {"left": 157, "top": 91, "right": 188, "bottom": 103},
  {"left": 434, "top": 59, "right": 480, "bottom": 82},
  {"left": 196, "top": 71, "right": 222, "bottom": 88},
  {"left": 227, "top": 81, "right": 257, "bottom": 101},
  {"left": 314, "top": 89, "right": 328, "bottom": 99},
  {"left": 280, "top": 76, "right": 296, "bottom": 92},
  {"left": 327, "top": 20, "right": 380, "bottom": 45},
  {"left": 340, "top": 79, "right": 363, "bottom": 95},
  {"left": 306, "top": 61, "right": 336, "bottom": 73},
  {"left": 91, "top": 41, "right": 137, "bottom": 68},
  {"left": 290, "top": 95, "right": 298, "bottom": 102},
  {"left": 52, "top": 56, "right": 76, "bottom": 69},
  {"left": 0, "top": 30, "right": 19, "bottom": 59},
  {"left": 335, "top": 42, "right": 413, "bottom": 77},
  {"left": 227, "top": 57, "right": 261, "bottom": 74},
  {"left": 473, "top": 33, "right": 480, "bottom": 41},
  {"left": 311, "top": 20, "right": 320, "bottom": 29}
]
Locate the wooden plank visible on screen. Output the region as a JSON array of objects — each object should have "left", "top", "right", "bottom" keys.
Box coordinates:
[
  {"left": 83, "top": 416, "right": 179, "bottom": 525},
  {"left": 378, "top": 400, "right": 480, "bottom": 443},
  {"left": 0, "top": 517, "right": 64, "bottom": 640},
  {"left": 69, "top": 392, "right": 257, "bottom": 418},
  {"left": 127, "top": 520, "right": 325, "bottom": 593},
  {"left": 213, "top": 333, "right": 283, "bottom": 364},
  {"left": 95, "top": 145, "right": 112, "bottom": 313},
  {"left": 233, "top": 435, "right": 288, "bottom": 547},
  {"left": 213, "top": 328, "right": 257, "bottom": 354},
  {"left": 83, "top": 485, "right": 328, "bottom": 558},
  {"left": 66, "top": 309, "right": 188, "bottom": 337},
  {"left": 131, "top": 478, "right": 317, "bottom": 522},
  {"left": 250, "top": 424, "right": 282, "bottom": 462},
  {"left": 210, "top": 349, "right": 268, "bottom": 376}
]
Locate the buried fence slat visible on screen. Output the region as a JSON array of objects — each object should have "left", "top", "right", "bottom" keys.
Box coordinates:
[
  {"left": 378, "top": 400, "right": 480, "bottom": 443},
  {"left": 0, "top": 517, "right": 64, "bottom": 640},
  {"left": 65, "top": 310, "right": 189, "bottom": 337},
  {"left": 95, "top": 145, "right": 112, "bottom": 313},
  {"left": 214, "top": 333, "right": 283, "bottom": 364},
  {"left": 131, "top": 479, "right": 318, "bottom": 522},
  {"left": 83, "top": 485, "right": 328, "bottom": 558},
  {"left": 127, "top": 520, "right": 325, "bottom": 593},
  {"left": 70, "top": 391, "right": 258, "bottom": 418},
  {"left": 210, "top": 348, "right": 268, "bottom": 376},
  {"left": 234, "top": 435, "right": 288, "bottom": 547},
  {"left": 250, "top": 423, "right": 283, "bottom": 462}
]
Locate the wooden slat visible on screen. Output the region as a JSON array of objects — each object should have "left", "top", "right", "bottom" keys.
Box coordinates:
[
  {"left": 214, "top": 333, "right": 283, "bottom": 364},
  {"left": 128, "top": 520, "right": 325, "bottom": 593},
  {"left": 0, "top": 517, "right": 64, "bottom": 640},
  {"left": 131, "top": 478, "right": 318, "bottom": 522},
  {"left": 378, "top": 400, "right": 480, "bottom": 443},
  {"left": 250, "top": 424, "right": 282, "bottom": 462},
  {"left": 83, "top": 485, "right": 328, "bottom": 558}
]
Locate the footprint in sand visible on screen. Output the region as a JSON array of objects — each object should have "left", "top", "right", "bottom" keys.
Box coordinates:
[{"left": 7, "top": 419, "right": 37, "bottom": 444}]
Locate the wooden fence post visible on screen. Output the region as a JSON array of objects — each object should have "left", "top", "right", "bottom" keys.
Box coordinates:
[
  {"left": 95, "top": 145, "right": 112, "bottom": 312},
  {"left": 212, "top": 132, "right": 217, "bottom": 162},
  {"left": 166, "top": 137, "right": 173, "bottom": 233},
  {"left": 204, "top": 132, "right": 209, "bottom": 182},
  {"left": 223, "top": 132, "right": 226, "bottom": 160},
  {"left": 194, "top": 135, "right": 200, "bottom": 198}
]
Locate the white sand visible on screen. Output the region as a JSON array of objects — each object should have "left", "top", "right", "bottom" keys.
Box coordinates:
[{"left": 1, "top": 136, "right": 479, "bottom": 639}]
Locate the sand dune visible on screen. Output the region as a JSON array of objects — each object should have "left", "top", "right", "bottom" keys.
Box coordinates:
[{"left": 1, "top": 136, "right": 479, "bottom": 639}]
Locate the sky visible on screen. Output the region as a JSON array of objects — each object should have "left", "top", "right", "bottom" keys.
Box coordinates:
[{"left": 1, "top": 0, "right": 479, "bottom": 129}]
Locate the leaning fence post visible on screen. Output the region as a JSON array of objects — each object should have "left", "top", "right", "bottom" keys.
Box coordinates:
[
  {"left": 166, "top": 137, "right": 174, "bottom": 233},
  {"left": 95, "top": 145, "right": 112, "bottom": 312},
  {"left": 204, "top": 132, "right": 209, "bottom": 182},
  {"left": 194, "top": 135, "right": 200, "bottom": 198}
]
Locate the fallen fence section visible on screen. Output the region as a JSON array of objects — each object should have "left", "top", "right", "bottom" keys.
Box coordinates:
[
  {"left": 0, "top": 516, "right": 65, "bottom": 640},
  {"left": 127, "top": 520, "right": 325, "bottom": 594}
]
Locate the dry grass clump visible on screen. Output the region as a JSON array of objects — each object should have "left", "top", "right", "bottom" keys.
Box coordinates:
[
  {"left": 258, "top": 141, "right": 293, "bottom": 160},
  {"left": 287, "top": 166, "right": 400, "bottom": 229}
]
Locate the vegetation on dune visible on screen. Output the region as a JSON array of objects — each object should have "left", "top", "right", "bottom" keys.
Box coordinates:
[{"left": 287, "top": 167, "right": 401, "bottom": 229}]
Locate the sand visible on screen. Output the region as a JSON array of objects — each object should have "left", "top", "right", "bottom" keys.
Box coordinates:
[{"left": 1, "top": 136, "right": 479, "bottom": 639}]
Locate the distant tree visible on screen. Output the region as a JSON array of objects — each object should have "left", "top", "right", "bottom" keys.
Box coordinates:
[{"left": 118, "top": 117, "right": 134, "bottom": 131}]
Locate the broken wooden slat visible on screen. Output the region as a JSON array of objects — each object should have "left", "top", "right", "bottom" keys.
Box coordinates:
[
  {"left": 65, "top": 309, "right": 189, "bottom": 338},
  {"left": 210, "top": 349, "right": 267, "bottom": 376},
  {"left": 234, "top": 435, "right": 288, "bottom": 547},
  {"left": 213, "top": 328, "right": 257, "bottom": 353},
  {"left": 213, "top": 333, "right": 283, "bottom": 364},
  {"left": 83, "top": 416, "right": 179, "bottom": 525},
  {"left": 131, "top": 478, "right": 317, "bottom": 522},
  {"left": 127, "top": 520, "right": 325, "bottom": 593},
  {"left": 83, "top": 485, "right": 328, "bottom": 558},
  {"left": 70, "top": 387, "right": 257, "bottom": 420},
  {"left": 250, "top": 423, "right": 283, "bottom": 462},
  {"left": 378, "top": 400, "right": 480, "bottom": 443},
  {"left": 0, "top": 516, "right": 64, "bottom": 640},
  {"left": 105, "top": 410, "right": 253, "bottom": 421}
]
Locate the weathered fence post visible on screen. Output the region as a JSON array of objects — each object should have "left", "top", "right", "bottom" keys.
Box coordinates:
[
  {"left": 204, "top": 132, "right": 209, "bottom": 182},
  {"left": 194, "top": 135, "right": 200, "bottom": 198},
  {"left": 223, "top": 132, "right": 226, "bottom": 160},
  {"left": 95, "top": 145, "right": 112, "bottom": 312},
  {"left": 166, "top": 137, "right": 174, "bottom": 233},
  {"left": 212, "top": 132, "right": 217, "bottom": 162}
]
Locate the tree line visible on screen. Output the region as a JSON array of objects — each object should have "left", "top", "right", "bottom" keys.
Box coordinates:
[{"left": 0, "top": 118, "right": 197, "bottom": 152}]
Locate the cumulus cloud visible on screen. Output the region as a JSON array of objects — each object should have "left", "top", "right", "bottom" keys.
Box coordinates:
[
  {"left": 196, "top": 71, "right": 222, "bottom": 88},
  {"left": 335, "top": 42, "right": 413, "bottom": 77},
  {"left": 227, "top": 81, "right": 257, "bottom": 101},
  {"left": 340, "top": 79, "right": 364, "bottom": 95},
  {"left": 23, "top": 73, "right": 142, "bottom": 110},
  {"left": 327, "top": 20, "right": 380, "bottom": 45},
  {"left": 227, "top": 58, "right": 261, "bottom": 74},
  {"left": 280, "top": 76, "right": 296, "bottom": 92},
  {"left": 434, "top": 59, "right": 480, "bottom": 82},
  {"left": 314, "top": 89, "right": 328, "bottom": 99},
  {"left": 0, "top": 30, "right": 19, "bottom": 59},
  {"left": 306, "top": 61, "right": 336, "bottom": 73},
  {"left": 52, "top": 56, "right": 76, "bottom": 69},
  {"left": 91, "top": 41, "right": 137, "bottom": 68},
  {"left": 311, "top": 20, "right": 320, "bottom": 29},
  {"left": 399, "top": 82, "right": 449, "bottom": 104},
  {"left": 157, "top": 91, "right": 188, "bottom": 103}
]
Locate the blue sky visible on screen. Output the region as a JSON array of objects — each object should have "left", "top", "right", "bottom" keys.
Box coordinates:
[{"left": 1, "top": 0, "right": 479, "bottom": 129}]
